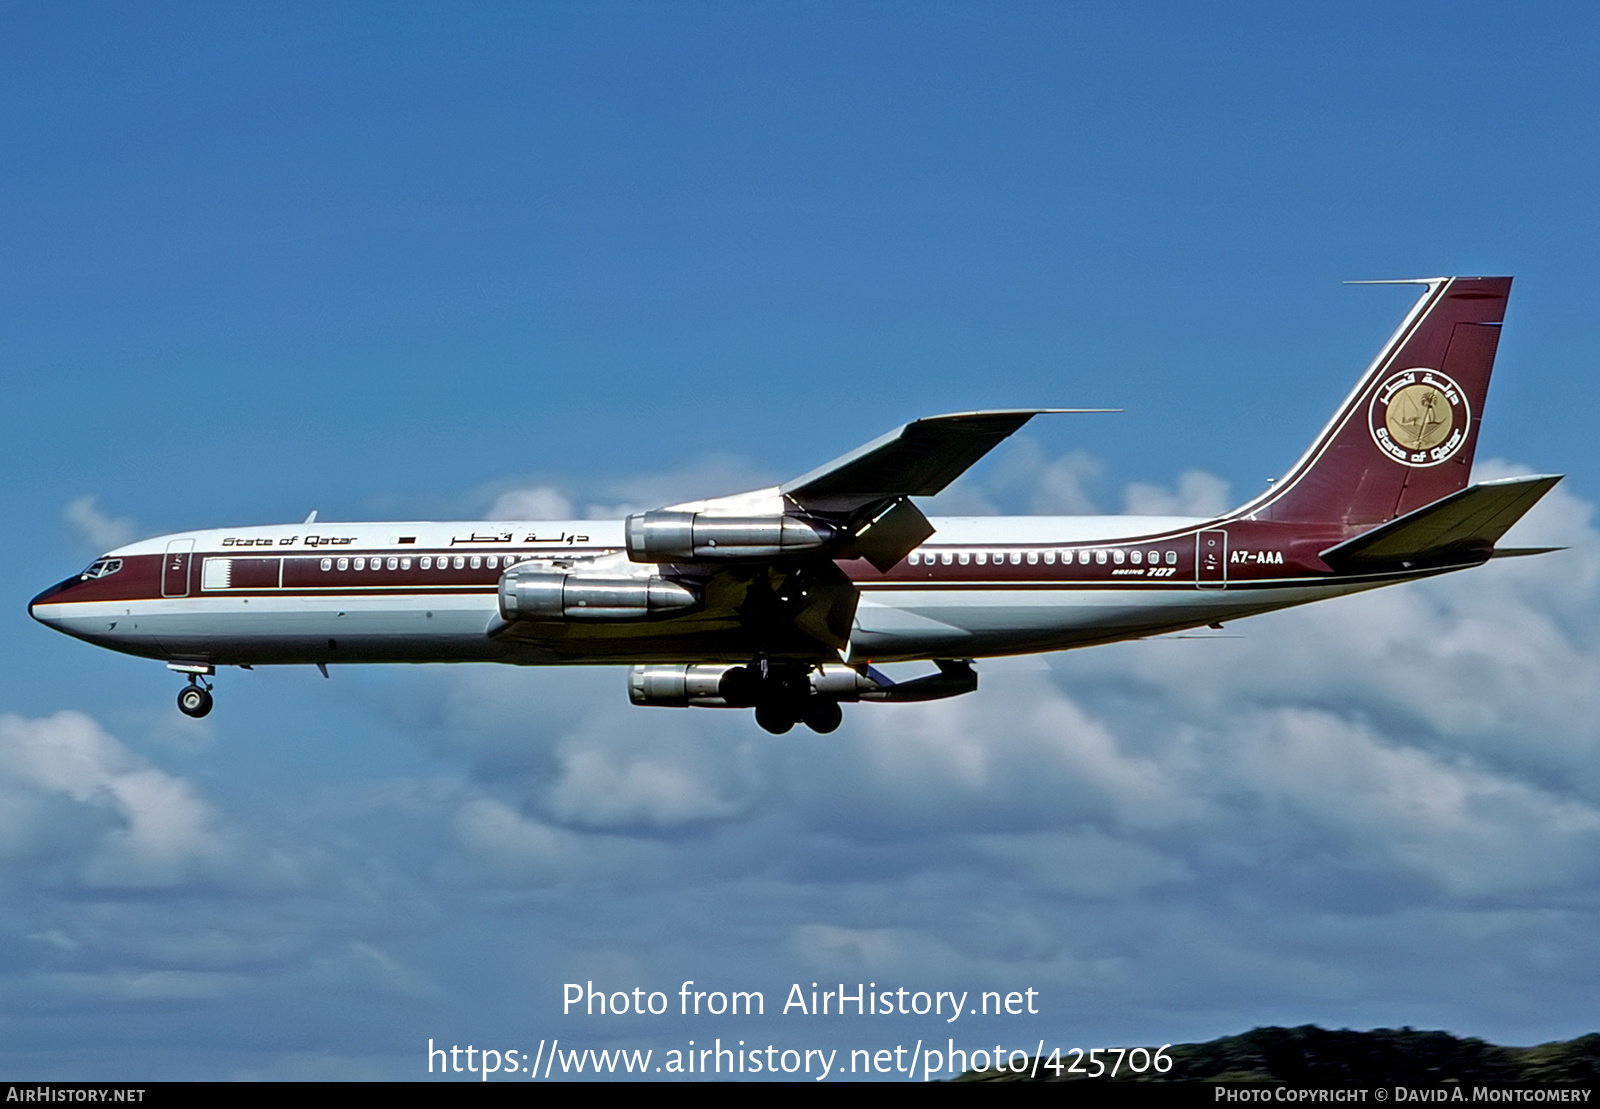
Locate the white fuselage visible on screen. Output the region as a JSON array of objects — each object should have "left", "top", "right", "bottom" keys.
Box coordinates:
[{"left": 31, "top": 513, "right": 1411, "bottom": 669}]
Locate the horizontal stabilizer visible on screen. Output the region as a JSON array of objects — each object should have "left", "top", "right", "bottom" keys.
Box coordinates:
[{"left": 1320, "top": 474, "right": 1562, "bottom": 570}]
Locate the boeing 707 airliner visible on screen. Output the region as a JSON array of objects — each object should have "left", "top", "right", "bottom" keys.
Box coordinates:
[{"left": 31, "top": 277, "right": 1560, "bottom": 734}]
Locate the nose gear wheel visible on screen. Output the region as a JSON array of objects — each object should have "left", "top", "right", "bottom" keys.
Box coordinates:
[{"left": 176, "top": 675, "right": 214, "bottom": 718}]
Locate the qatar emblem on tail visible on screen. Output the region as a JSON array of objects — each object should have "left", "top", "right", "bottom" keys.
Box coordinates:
[{"left": 31, "top": 277, "right": 1561, "bottom": 734}]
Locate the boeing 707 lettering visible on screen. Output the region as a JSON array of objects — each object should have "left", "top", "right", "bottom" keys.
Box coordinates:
[{"left": 31, "top": 277, "right": 1560, "bottom": 734}]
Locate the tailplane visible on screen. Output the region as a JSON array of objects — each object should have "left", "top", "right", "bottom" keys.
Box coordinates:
[
  {"left": 1245, "top": 277, "right": 1512, "bottom": 527},
  {"left": 1319, "top": 473, "right": 1561, "bottom": 571}
]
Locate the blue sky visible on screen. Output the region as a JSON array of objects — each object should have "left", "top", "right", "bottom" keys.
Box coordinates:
[{"left": 3, "top": 2, "right": 1598, "bottom": 1080}]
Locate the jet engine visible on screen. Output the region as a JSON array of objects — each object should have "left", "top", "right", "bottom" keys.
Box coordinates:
[
  {"left": 624, "top": 510, "right": 836, "bottom": 563},
  {"left": 627, "top": 663, "right": 875, "bottom": 708},
  {"left": 627, "top": 664, "right": 743, "bottom": 707},
  {"left": 626, "top": 660, "right": 977, "bottom": 708},
  {"left": 498, "top": 564, "right": 698, "bottom": 621}
]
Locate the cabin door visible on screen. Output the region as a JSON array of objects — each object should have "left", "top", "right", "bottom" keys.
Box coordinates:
[{"left": 162, "top": 539, "right": 194, "bottom": 597}]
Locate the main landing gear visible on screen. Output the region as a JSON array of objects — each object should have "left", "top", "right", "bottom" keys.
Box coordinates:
[
  {"left": 752, "top": 696, "right": 842, "bottom": 735},
  {"left": 721, "top": 662, "right": 845, "bottom": 736}
]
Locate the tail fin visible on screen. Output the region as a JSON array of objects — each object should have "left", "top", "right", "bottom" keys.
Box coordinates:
[{"left": 1246, "top": 276, "right": 1511, "bottom": 527}]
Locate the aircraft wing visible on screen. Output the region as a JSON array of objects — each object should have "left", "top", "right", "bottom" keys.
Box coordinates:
[
  {"left": 781, "top": 410, "right": 1059, "bottom": 512},
  {"left": 778, "top": 409, "right": 1109, "bottom": 570},
  {"left": 1320, "top": 474, "right": 1563, "bottom": 570},
  {"left": 634, "top": 409, "right": 1108, "bottom": 573},
  {"left": 603, "top": 409, "right": 1105, "bottom": 653}
]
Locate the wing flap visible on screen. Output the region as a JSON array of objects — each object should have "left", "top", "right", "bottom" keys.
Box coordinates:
[{"left": 848, "top": 497, "right": 936, "bottom": 572}]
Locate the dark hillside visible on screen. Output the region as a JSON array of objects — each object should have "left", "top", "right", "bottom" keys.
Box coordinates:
[{"left": 959, "top": 1026, "right": 1600, "bottom": 1084}]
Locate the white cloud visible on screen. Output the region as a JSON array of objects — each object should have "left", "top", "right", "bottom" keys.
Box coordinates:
[
  {"left": 0, "top": 712, "right": 225, "bottom": 886},
  {"left": 966, "top": 830, "right": 1191, "bottom": 898},
  {"left": 480, "top": 456, "right": 780, "bottom": 522},
  {"left": 839, "top": 674, "right": 1199, "bottom": 831},
  {"left": 304, "top": 941, "right": 434, "bottom": 1000},
  {"left": 544, "top": 714, "right": 761, "bottom": 828},
  {"left": 487, "top": 486, "right": 574, "bottom": 520},
  {"left": 1032, "top": 450, "right": 1106, "bottom": 515},
  {"left": 62, "top": 495, "right": 136, "bottom": 552},
  {"left": 1221, "top": 707, "right": 1600, "bottom": 895},
  {"left": 454, "top": 797, "right": 567, "bottom": 869},
  {"left": 790, "top": 924, "right": 906, "bottom": 969},
  {"left": 1123, "top": 469, "right": 1232, "bottom": 516},
  {"left": 581, "top": 454, "right": 779, "bottom": 519},
  {"left": 25, "top": 970, "right": 243, "bottom": 1001},
  {"left": 927, "top": 437, "right": 1104, "bottom": 515}
]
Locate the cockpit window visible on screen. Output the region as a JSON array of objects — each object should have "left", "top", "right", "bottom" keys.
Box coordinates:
[{"left": 80, "top": 558, "right": 123, "bottom": 580}]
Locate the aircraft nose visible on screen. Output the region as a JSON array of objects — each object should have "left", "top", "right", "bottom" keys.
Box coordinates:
[{"left": 28, "top": 578, "right": 76, "bottom": 629}]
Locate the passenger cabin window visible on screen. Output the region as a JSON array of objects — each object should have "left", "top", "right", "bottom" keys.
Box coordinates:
[
  {"left": 1027, "top": 551, "right": 1039, "bottom": 565},
  {"left": 1096, "top": 550, "right": 1108, "bottom": 565},
  {"left": 1113, "top": 550, "right": 1125, "bottom": 565},
  {"left": 353, "top": 557, "right": 365, "bottom": 570},
  {"left": 337, "top": 557, "right": 348, "bottom": 571},
  {"left": 1165, "top": 550, "right": 1177, "bottom": 565},
  {"left": 975, "top": 551, "right": 987, "bottom": 565},
  {"left": 320, "top": 558, "right": 332, "bottom": 571}
]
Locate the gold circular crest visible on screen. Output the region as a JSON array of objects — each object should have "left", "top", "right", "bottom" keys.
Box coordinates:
[
  {"left": 1386, "top": 383, "right": 1453, "bottom": 449},
  {"left": 1368, "top": 369, "right": 1470, "bottom": 467}
]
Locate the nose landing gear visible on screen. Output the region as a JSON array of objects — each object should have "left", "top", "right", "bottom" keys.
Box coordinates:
[
  {"left": 177, "top": 677, "right": 214, "bottom": 718},
  {"left": 168, "top": 662, "right": 215, "bottom": 718}
]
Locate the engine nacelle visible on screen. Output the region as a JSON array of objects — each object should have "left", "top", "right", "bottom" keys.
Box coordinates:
[
  {"left": 499, "top": 565, "right": 699, "bottom": 621},
  {"left": 625, "top": 510, "right": 835, "bottom": 563},
  {"left": 626, "top": 660, "right": 978, "bottom": 707},
  {"left": 628, "top": 663, "right": 887, "bottom": 708},
  {"left": 628, "top": 664, "right": 743, "bottom": 707}
]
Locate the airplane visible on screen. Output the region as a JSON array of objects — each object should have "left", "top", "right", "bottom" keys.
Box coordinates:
[{"left": 30, "top": 276, "right": 1562, "bottom": 735}]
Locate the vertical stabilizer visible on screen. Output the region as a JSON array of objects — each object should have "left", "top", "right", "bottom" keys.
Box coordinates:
[{"left": 1247, "top": 276, "right": 1511, "bottom": 526}]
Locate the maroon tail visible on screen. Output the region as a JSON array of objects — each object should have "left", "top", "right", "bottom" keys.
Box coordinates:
[{"left": 1246, "top": 277, "right": 1511, "bottom": 527}]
